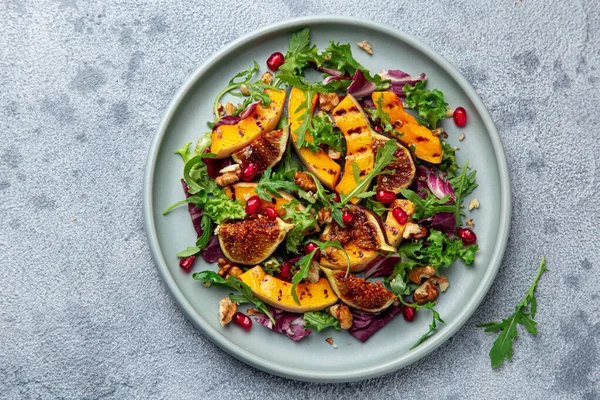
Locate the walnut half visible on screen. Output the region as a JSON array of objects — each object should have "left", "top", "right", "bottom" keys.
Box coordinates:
[
  {"left": 219, "top": 297, "right": 236, "bottom": 326},
  {"left": 294, "top": 171, "right": 317, "bottom": 192},
  {"left": 329, "top": 304, "right": 353, "bottom": 329},
  {"left": 413, "top": 275, "right": 450, "bottom": 304}
]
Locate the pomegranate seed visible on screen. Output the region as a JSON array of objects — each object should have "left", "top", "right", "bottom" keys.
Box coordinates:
[
  {"left": 453, "top": 106, "right": 467, "bottom": 127},
  {"left": 304, "top": 242, "right": 321, "bottom": 259},
  {"left": 278, "top": 261, "right": 292, "bottom": 282},
  {"left": 342, "top": 210, "right": 355, "bottom": 226},
  {"left": 232, "top": 312, "right": 252, "bottom": 331},
  {"left": 374, "top": 125, "right": 383, "bottom": 132},
  {"left": 333, "top": 193, "right": 341, "bottom": 203},
  {"left": 402, "top": 305, "right": 416, "bottom": 322},
  {"left": 264, "top": 206, "right": 277, "bottom": 220},
  {"left": 179, "top": 255, "right": 196, "bottom": 273},
  {"left": 392, "top": 207, "right": 408, "bottom": 225},
  {"left": 456, "top": 227, "right": 477, "bottom": 246},
  {"left": 376, "top": 189, "right": 396, "bottom": 204},
  {"left": 241, "top": 163, "right": 257, "bottom": 182},
  {"left": 245, "top": 195, "right": 261, "bottom": 214},
  {"left": 266, "top": 52, "right": 285, "bottom": 71}
]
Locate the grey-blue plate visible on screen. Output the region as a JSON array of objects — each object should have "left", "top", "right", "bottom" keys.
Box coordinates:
[{"left": 143, "top": 16, "right": 511, "bottom": 382}]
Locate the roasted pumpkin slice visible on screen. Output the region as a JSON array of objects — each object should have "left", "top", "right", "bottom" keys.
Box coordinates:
[
  {"left": 321, "top": 267, "right": 396, "bottom": 312},
  {"left": 232, "top": 126, "right": 289, "bottom": 174},
  {"left": 372, "top": 133, "right": 416, "bottom": 193},
  {"left": 217, "top": 216, "right": 294, "bottom": 265},
  {"left": 210, "top": 88, "right": 286, "bottom": 158},
  {"left": 383, "top": 199, "right": 417, "bottom": 247},
  {"left": 332, "top": 94, "right": 375, "bottom": 202},
  {"left": 239, "top": 266, "right": 338, "bottom": 313},
  {"left": 372, "top": 91, "right": 442, "bottom": 164},
  {"left": 288, "top": 87, "right": 341, "bottom": 189},
  {"left": 319, "top": 205, "right": 396, "bottom": 272}
]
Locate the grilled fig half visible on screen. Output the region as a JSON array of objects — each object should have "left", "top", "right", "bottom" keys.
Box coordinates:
[
  {"left": 319, "top": 205, "right": 395, "bottom": 272},
  {"left": 372, "top": 133, "right": 416, "bottom": 194},
  {"left": 232, "top": 126, "right": 289, "bottom": 175},
  {"left": 321, "top": 267, "right": 396, "bottom": 312},
  {"left": 218, "top": 216, "right": 294, "bottom": 265}
]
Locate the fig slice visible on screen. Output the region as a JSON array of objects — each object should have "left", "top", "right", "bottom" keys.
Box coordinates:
[
  {"left": 372, "top": 133, "right": 416, "bottom": 194},
  {"left": 217, "top": 216, "right": 294, "bottom": 265},
  {"left": 320, "top": 267, "right": 397, "bottom": 312},
  {"left": 231, "top": 126, "right": 290, "bottom": 175}
]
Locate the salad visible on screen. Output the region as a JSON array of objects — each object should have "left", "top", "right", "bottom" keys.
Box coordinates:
[{"left": 164, "top": 28, "right": 480, "bottom": 347}]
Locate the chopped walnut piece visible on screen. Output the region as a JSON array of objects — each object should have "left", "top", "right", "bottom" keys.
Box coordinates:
[
  {"left": 224, "top": 102, "right": 236, "bottom": 116},
  {"left": 319, "top": 92, "right": 340, "bottom": 112},
  {"left": 407, "top": 265, "right": 436, "bottom": 284},
  {"left": 402, "top": 222, "right": 422, "bottom": 239},
  {"left": 325, "top": 337, "right": 334, "bottom": 345},
  {"left": 307, "top": 260, "right": 320, "bottom": 283},
  {"left": 357, "top": 40, "right": 373, "bottom": 55},
  {"left": 317, "top": 207, "right": 333, "bottom": 224},
  {"left": 466, "top": 218, "right": 475, "bottom": 227},
  {"left": 469, "top": 198, "right": 480, "bottom": 211},
  {"left": 430, "top": 276, "right": 450, "bottom": 292},
  {"left": 446, "top": 108, "right": 455, "bottom": 118},
  {"left": 215, "top": 171, "right": 240, "bottom": 187},
  {"left": 260, "top": 71, "right": 273, "bottom": 85},
  {"left": 216, "top": 102, "right": 224, "bottom": 117},
  {"left": 240, "top": 84, "right": 251, "bottom": 96},
  {"left": 458, "top": 132, "right": 466, "bottom": 141},
  {"left": 329, "top": 304, "right": 353, "bottom": 329},
  {"left": 410, "top": 226, "right": 428, "bottom": 240},
  {"left": 217, "top": 258, "right": 243, "bottom": 278},
  {"left": 413, "top": 279, "right": 440, "bottom": 304},
  {"left": 219, "top": 297, "right": 236, "bottom": 326},
  {"left": 327, "top": 148, "right": 341, "bottom": 160},
  {"left": 294, "top": 171, "right": 317, "bottom": 192},
  {"left": 246, "top": 307, "right": 263, "bottom": 316}
]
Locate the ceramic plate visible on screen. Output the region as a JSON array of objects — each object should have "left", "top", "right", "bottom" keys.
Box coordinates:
[{"left": 143, "top": 16, "right": 511, "bottom": 382}]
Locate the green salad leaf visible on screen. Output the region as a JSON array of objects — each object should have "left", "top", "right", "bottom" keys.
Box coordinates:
[
  {"left": 403, "top": 81, "right": 448, "bottom": 129},
  {"left": 398, "top": 229, "right": 479, "bottom": 269},
  {"left": 281, "top": 200, "right": 318, "bottom": 254},
  {"left": 477, "top": 257, "right": 548, "bottom": 367},
  {"left": 449, "top": 160, "right": 478, "bottom": 225},
  {"left": 302, "top": 113, "right": 345, "bottom": 154},
  {"left": 256, "top": 166, "right": 299, "bottom": 201},
  {"left": 399, "top": 189, "right": 455, "bottom": 220},
  {"left": 304, "top": 311, "right": 341, "bottom": 332}
]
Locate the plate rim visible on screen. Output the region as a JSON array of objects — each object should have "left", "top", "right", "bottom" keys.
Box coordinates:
[{"left": 143, "top": 15, "right": 511, "bottom": 383}]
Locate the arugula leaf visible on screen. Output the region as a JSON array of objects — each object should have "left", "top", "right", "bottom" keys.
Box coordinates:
[
  {"left": 410, "top": 302, "right": 445, "bottom": 349},
  {"left": 277, "top": 28, "right": 322, "bottom": 79},
  {"left": 339, "top": 140, "right": 397, "bottom": 205},
  {"left": 302, "top": 113, "right": 345, "bottom": 154},
  {"left": 261, "top": 256, "right": 281, "bottom": 277},
  {"left": 477, "top": 257, "right": 548, "bottom": 367},
  {"left": 281, "top": 200, "right": 318, "bottom": 253},
  {"left": 290, "top": 249, "right": 318, "bottom": 304},
  {"left": 364, "top": 198, "right": 390, "bottom": 218},
  {"left": 255, "top": 166, "right": 299, "bottom": 201},
  {"left": 193, "top": 270, "right": 275, "bottom": 324},
  {"left": 449, "top": 160, "right": 478, "bottom": 225},
  {"left": 304, "top": 311, "right": 341, "bottom": 332},
  {"left": 305, "top": 172, "right": 344, "bottom": 226},
  {"left": 175, "top": 214, "right": 213, "bottom": 257},
  {"left": 403, "top": 81, "right": 448, "bottom": 129},
  {"left": 322, "top": 42, "right": 388, "bottom": 89},
  {"left": 273, "top": 139, "right": 303, "bottom": 181},
  {"left": 365, "top": 95, "right": 400, "bottom": 136},
  {"left": 400, "top": 189, "right": 455, "bottom": 220}
]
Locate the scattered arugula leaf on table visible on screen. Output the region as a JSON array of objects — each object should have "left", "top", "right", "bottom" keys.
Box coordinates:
[{"left": 477, "top": 257, "right": 548, "bottom": 368}]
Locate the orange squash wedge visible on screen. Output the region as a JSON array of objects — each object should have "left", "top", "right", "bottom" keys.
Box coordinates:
[
  {"left": 210, "top": 89, "right": 286, "bottom": 158},
  {"left": 239, "top": 266, "right": 338, "bottom": 313},
  {"left": 372, "top": 91, "right": 442, "bottom": 164},
  {"left": 331, "top": 94, "right": 375, "bottom": 202},
  {"left": 288, "top": 87, "right": 341, "bottom": 189}
]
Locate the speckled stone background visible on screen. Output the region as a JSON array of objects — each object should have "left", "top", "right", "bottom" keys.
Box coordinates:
[{"left": 1, "top": 0, "right": 599, "bottom": 398}]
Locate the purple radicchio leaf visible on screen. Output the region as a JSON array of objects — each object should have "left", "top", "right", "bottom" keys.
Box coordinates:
[
  {"left": 239, "top": 100, "right": 261, "bottom": 119},
  {"left": 364, "top": 253, "right": 401, "bottom": 279},
  {"left": 255, "top": 307, "right": 311, "bottom": 341},
  {"left": 204, "top": 151, "right": 233, "bottom": 179},
  {"left": 430, "top": 212, "right": 456, "bottom": 234},
  {"left": 415, "top": 165, "right": 430, "bottom": 199},
  {"left": 348, "top": 306, "right": 402, "bottom": 342},
  {"left": 426, "top": 168, "right": 456, "bottom": 202},
  {"left": 382, "top": 69, "right": 427, "bottom": 100},
  {"left": 359, "top": 97, "right": 375, "bottom": 110},
  {"left": 181, "top": 179, "right": 204, "bottom": 237},
  {"left": 201, "top": 235, "right": 224, "bottom": 263},
  {"left": 347, "top": 70, "right": 377, "bottom": 99},
  {"left": 212, "top": 115, "right": 241, "bottom": 130}
]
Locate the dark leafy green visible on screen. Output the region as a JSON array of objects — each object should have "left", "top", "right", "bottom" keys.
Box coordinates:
[
  {"left": 304, "top": 311, "right": 341, "bottom": 332},
  {"left": 403, "top": 81, "right": 448, "bottom": 129}
]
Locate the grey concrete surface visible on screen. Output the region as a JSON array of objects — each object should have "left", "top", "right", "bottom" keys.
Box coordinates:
[{"left": 1, "top": 0, "right": 599, "bottom": 398}]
